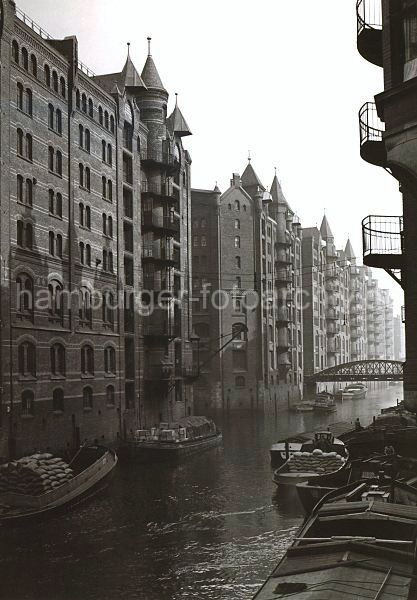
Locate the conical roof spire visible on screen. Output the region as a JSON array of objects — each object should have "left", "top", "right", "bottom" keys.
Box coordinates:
[
  {"left": 345, "top": 238, "right": 356, "bottom": 260},
  {"left": 320, "top": 214, "right": 334, "bottom": 241},
  {"left": 167, "top": 93, "right": 192, "bottom": 137},
  {"left": 141, "top": 37, "right": 167, "bottom": 92},
  {"left": 121, "top": 43, "right": 146, "bottom": 89},
  {"left": 270, "top": 171, "right": 287, "bottom": 206},
  {"left": 241, "top": 160, "right": 265, "bottom": 192}
]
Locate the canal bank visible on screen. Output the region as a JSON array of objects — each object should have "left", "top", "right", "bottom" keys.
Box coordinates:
[{"left": 0, "top": 384, "right": 403, "bottom": 600}]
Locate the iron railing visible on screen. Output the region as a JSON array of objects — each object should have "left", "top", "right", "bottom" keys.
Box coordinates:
[
  {"left": 359, "top": 102, "right": 384, "bottom": 147},
  {"left": 362, "top": 215, "right": 403, "bottom": 259},
  {"left": 356, "top": 0, "right": 382, "bottom": 36}
]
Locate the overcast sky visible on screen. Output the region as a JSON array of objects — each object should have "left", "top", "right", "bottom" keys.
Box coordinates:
[{"left": 16, "top": 0, "right": 404, "bottom": 311}]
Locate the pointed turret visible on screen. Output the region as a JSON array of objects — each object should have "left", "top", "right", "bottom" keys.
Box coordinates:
[
  {"left": 345, "top": 238, "right": 356, "bottom": 261},
  {"left": 167, "top": 94, "right": 192, "bottom": 137},
  {"left": 320, "top": 214, "right": 334, "bottom": 241},
  {"left": 121, "top": 44, "right": 147, "bottom": 89},
  {"left": 270, "top": 171, "right": 290, "bottom": 207},
  {"left": 141, "top": 37, "right": 167, "bottom": 92},
  {"left": 241, "top": 160, "right": 265, "bottom": 193}
]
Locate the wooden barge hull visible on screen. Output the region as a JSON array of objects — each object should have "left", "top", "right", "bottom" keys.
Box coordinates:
[
  {"left": 0, "top": 447, "right": 117, "bottom": 524},
  {"left": 119, "top": 433, "right": 222, "bottom": 462}
]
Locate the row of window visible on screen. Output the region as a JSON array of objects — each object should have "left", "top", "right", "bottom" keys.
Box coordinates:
[
  {"left": 12, "top": 40, "right": 67, "bottom": 98},
  {"left": 193, "top": 218, "right": 207, "bottom": 229},
  {"left": 16, "top": 83, "right": 32, "bottom": 115},
  {"left": 18, "top": 341, "right": 116, "bottom": 378},
  {"left": 75, "top": 91, "right": 115, "bottom": 134},
  {"left": 20, "top": 385, "right": 116, "bottom": 417},
  {"left": 228, "top": 200, "right": 247, "bottom": 212},
  {"left": 48, "top": 104, "right": 63, "bottom": 135}
]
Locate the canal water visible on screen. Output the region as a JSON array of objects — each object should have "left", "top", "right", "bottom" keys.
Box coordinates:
[{"left": 0, "top": 383, "right": 403, "bottom": 600}]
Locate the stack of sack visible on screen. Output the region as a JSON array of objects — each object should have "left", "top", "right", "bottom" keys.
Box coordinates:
[
  {"left": 0, "top": 453, "right": 74, "bottom": 496},
  {"left": 287, "top": 449, "right": 345, "bottom": 474}
]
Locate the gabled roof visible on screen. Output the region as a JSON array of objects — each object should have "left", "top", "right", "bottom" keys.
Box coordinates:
[
  {"left": 345, "top": 238, "right": 356, "bottom": 260},
  {"left": 167, "top": 101, "right": 192, "bottom": 137},
  {"left": 320, "top": 214, "right": 334, "bottom": 241},
  {"left": 241, "top": 162, "right": 265, "bottom": 192}
]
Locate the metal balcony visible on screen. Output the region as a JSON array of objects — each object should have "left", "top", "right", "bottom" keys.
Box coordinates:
[
  {"left": 142, "top": 211, "right": 180, "bottom": 234},
  {"left": 144, "top": 361, "right": 174, "bottom": 381},
  {"left": 141, "top": 180, "right": 179, "bottom": 203},
  {"left": 140, "top": 149, "right": 177, "bottom": 170},
  {"left": 326, "top": 308, "right": 339, "bottom": 320},
  {"left": 277, "top": 329, "right": 290, "bottom": 349},
  {"left": 143, "top": 245, "right": 176, "bottom": 265},
  {"left": 143, "top": 311, "right": 173, "bottom": 338},
  {"left": 362, "top": 215, "right": 403, "bottom": 269},
  {"left": 276, "top": 268, "right": 292, "bottom": 284},
  {"left": 356, "top": 0, "right": 382, "bottom": 67},
  {"left": 359, "top": 102, "right": 386, "bottom": 166},
  {"left": 277, "top": 306, "right": 291, "bottom": 323}
]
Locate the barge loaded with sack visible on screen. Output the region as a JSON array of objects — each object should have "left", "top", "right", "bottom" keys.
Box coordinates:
[
  {"left": 119, "top": 416, "right": 222, "bottom": 462},
  {"left": 0, "top": 445, "right": 117, "bottom": 523}
]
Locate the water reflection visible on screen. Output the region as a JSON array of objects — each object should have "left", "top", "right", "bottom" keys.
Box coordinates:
[{"left": 0, "top": 383, "right": 403, "bottom": 600}]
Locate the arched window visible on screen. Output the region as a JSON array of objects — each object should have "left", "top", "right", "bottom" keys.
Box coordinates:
[
  {"left": 235, "top": 276, "right": 241, "bottom": 288},
  {"left": 21, "top": 47, "right": 28, "bottom": 71},
  {"left": 88, "top": 98, "right": 93, "bottom": 118},
  {"left": 48, "top": 280, "right": 63, "bottom": 321},
  {"left": 235, "top": 375, "right": 246, "bottom": 388},
  {"left": 102, "top": 213, "right": 107, "bottom": 235},
  {"left": 30, "top": 54, "right": 37, "bottom": 77},
  {"left": 51, "top": 344, "right": 65, "bottom": 376},
  {"left": 234, "top": 219, "right": 240, "bottom": 230},
  {"left": 85, "top": 129, "right": 90, "bottom": 153},
  {"left": 79, "top": 288, "right": 92, "bottom": 325},
  {"left": 86, "top": 244, "right": 91, "bottom": 266},
  {"left": 104, "top": 110, "right": 109, "bottom": 129},
  {"left": 44, "top": 64, "right": 51, "bottom": 87},
  {"left": 81, "top": 346, "right": 94, "bottom": 375},
  {"left": 106, "top": 385, "right": 115, "bottom": 406},
  {"left": 83, "top": 386, "right": 93, "bottom": 409},
  {"left": 16, "top": 273, "right": 33, "bottom": 317},
  {"left": 16, "top": 175, "right": 24, "bottom": 203},
  {"left": 100, "top": 176, "right": 106, "bottom": 199},
  {"left": 108, "top": 216, "right": 113, "bottom": 238},
  {"left": 108, "top": 251, "right": 113, "bottom": 273},
  {"left": 85, "top": 167, "right": 91, "bottom": 191},
  {"left": 25, "top": 223, "right": 33, "bottom": 249},
  {"left": 102, "top": 291, "right": 115, "bottom": 326},
  {"left": 25, "top": 88, "right": 32, "bottom": 115},
  {"left": 76, "top": 89, "right": 80, "bottom": 110},
  {"left": 234, "top": 200, "right": 240, "bottom": 211},
  {"left": 234, "top": 236, "right": 240, "bottom": 248},
  {"left": 85, "top": 206, "right": 91, "bottom": 229},
  {"left": 21, "top": 390, "right": 35, "bottom": 416},
  {"left": 107, "top": 180, "right": 113, "bottom": 201},
  {"left": 110, "top": 115, "right": 115, "bottom": 133},
  {"left": 25, "top": 178, "right": 33, "bottom": 206},
  {"left": 17, "top": 128, "right": 24, "bottom": 156},
  {"left": 235, "top": 256, "right": 241, "bottom": 269},
  {"left": 200, "top": 218, "right": 207, "bottom": 228},
  {"left": 25, "top": 133, "right": 32, "bottom": 161},
  {"left": 52, "top": 388, "right": 64, "bottom": 412},
  {"left": 81, "top": 93, "right": 87, "bottom": 113},
  {"left": 48, "top": 104, "right": 54, "bottom": 129},
  {"left": 16, "top": 82, "right": 23, "bottom": 110},
  {"left": 48, "top": 146, "right": 54, "bottom": 171},
  {"left": 98, "top": 106, "right": 103, "bottom": 125},
  {"left": 79, "top": 241, "right": 84, "bottom": 264},
  {"left": 56, "top": 193, "right": 62, "bottom": 218},
  {"left": 12, "top": 40, "right": 19, "bottom": 64},
  {"left": 107, "top": 144, "right": 112, "bottom": 165},
  {"left": 49, "top": 189, "right": 54, "bottom": 213},
  {"left": 104, "top": 345, "right": 116, "bottom": 373},
  {"left": 56, "top": 109, "right": 62, "bottom": 134},
  {"left": 18, "top": 341, "right": 36, "bottom": 376},
  {"left": 102, "top": 139, "right": 106, "bottom": 161},
  {"left": 79, "top": 124, "right": 84, "bottom": 148},
  {"left": 17, "top": 220, "right": 24, "bottom": 246},
  {"left": 79, "top": 163, "right": 84, "bottom": 187},
  {"left": 56, "top": 234, "right": 63, "bottom": 258},
  {"left": 79, "top": 202, "right": 85, "bottom": 227},
  {"left": 52, "top": 70, "right": 58, "bottom": 92},
  {"left": 56, "top": 151, "right": 62, "bottom": 176},
  {"left": 49, "top": 231, "right": 55, "bottom": 255},
  {"left": 60, "top": 77, "right": 66, "bottom": 98},
  {"left": 232, "top": 323, "right": 246, "bottom": 340}
]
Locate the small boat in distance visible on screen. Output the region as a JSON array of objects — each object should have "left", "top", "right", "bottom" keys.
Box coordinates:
[
  {"left": 119, "top": 416, "right": 222, "bottom": 462},
  {"left": 272, "top": 432, "right": 348, "bottom": 486},
  {"left": 342, "top": 383, "right": 367, "bottom": 400},
  {"left": 0, "top": 445, "right": 117, "bottom": 524},
  {"left": 312, "top": 393, "right": 337, "bottom": 413},
  {"left": 290, "top": 401, "right": 314, "bottom": 413}
]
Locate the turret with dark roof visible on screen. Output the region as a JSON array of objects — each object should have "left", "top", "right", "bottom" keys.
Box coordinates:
[
  {"left": 320, "top": 214, "right": 334, "bottom": 242},
  {"left": 167, "top": 94, "right": 192, "bottom": 137},
  {"left": 93, "top": 43, "right": 147, "bottom": 93},
  {"left": 141, "top": 37, "right": 167, "bottom": 93},
  {"left": 345, "top": 238, "right": 356, "bottom": 262},
  {"left": 241, "top": 159, "right": 265, "bottom": 196}
]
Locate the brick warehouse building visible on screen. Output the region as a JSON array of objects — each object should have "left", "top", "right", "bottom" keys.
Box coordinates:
[
  {"left": 191, "top": 164, "right": 303, "bottom": 412},
  {"left": 0, "top": 1, "right": 194, "bottom": 459}
]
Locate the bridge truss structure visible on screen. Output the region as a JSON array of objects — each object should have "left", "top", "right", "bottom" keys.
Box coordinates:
[{"left": 305, "top": 360, "right": 404, "bottom": 383}]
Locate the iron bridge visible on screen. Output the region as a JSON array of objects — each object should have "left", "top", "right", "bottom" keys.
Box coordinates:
[{"left": 306, "top": 360, "right": 404, "bottom": 383}]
